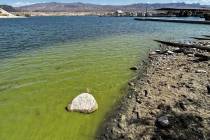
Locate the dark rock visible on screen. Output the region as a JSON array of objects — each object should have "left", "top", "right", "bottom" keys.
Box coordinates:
[
  {"left": 128, "top": 95, "right": 132, "bottom": 99},
  {"left": 129, "top": 112, "right": 141, "bottom": 124},
  {"left": 207, "top": 84, "right": 210, "bottom": 94},
  {"left": 176, "top": 101, "right": 187, "bottom": 111},
  {"left": 144, "top": 90, "right": 148, "bottom": 97},
  {"left": 136, "top": 96, "right": 142, "bottom": 104},
  {"left": 147, "top": 79, "right": 151, "bottom": 84},
  {"left": 157, "top": 104, "right": 172, "bottom": 112},
  {"left": 173, "top": 48, "right": 184, "bottom": 53},
  {"left": 156, "top": 116, "right": 170, "bottom": 128},
  {"left": 130, "top": 66, "right": 138, "bottom": 71}
]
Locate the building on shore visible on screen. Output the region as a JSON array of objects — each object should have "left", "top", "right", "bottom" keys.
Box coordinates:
[{"left": 113, "top": 10, "right": 124, "bottom": 17}]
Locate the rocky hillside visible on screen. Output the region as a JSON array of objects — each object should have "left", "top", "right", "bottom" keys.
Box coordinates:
[
  {"left": 0, "top": 5, "right": 17, "bottom": 12},
  {"left": 17, "top": 2, "right": 207, "bottom": 12}
]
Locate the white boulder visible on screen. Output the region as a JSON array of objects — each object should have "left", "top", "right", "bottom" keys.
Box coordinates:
[{"left": 67, "top": 93, "right": 98, "bottom": 113}]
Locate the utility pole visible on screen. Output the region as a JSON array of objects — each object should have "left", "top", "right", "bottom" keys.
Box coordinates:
[{"left": 145, "top": 2, "right": 150, "bottom": 17}]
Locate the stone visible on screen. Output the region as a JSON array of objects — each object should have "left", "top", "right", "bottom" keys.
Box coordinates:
[
  {"left": 187, "top": 54, "right": 194, "bottom": 57},
  {"left": 173, "top": 48, "right": 183, "bottom": 53},
  {"left": 207, "top": 84, "right": 210, "bottom": 94},
  {"left": 195, "top": 70, "right": 207, "bottom": 73},
  {"left": 130, "top": 66, "right": 138, "bottom": 71},
  {"left": 167, "top": 50, "right": 174, "bottom": 55},
  {"left": 177, "top": 101, "right": 187, "bottom": 111},
  {"left": 149, "top": 51, "right": 157, "bottom": 55},
  {"left": 157, "top": 116, "right": 170, "bottom": 128},
  {"left": 118, "top": 115, "right": 127, "bottom": 129},
  {"left": 128, "top": 82, "right": 135, "bottom": 86},
  {"left": 155, "top": 50, "right": 161, "bottom": 53},
  {"left": 144, "top": 90, "right": 148, "bottom": 97},
  {"left": 67, "top": 93, "right": 98, "bottom": 113}
]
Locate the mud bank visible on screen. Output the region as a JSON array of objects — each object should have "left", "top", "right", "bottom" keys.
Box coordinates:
[{"left": 97, "top": 41, "right": 210, "bottom": 140}]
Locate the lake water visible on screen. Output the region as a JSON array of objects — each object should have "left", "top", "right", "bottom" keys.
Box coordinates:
[{"left": 0, "top": 16, "right": 210, "bottom": 140}]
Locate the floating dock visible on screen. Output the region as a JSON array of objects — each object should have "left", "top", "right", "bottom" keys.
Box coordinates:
[{"left": 134, "top": 18, "right": 210, "bottom": 25}]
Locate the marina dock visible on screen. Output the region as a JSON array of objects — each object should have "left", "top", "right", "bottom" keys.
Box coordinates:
[{"left": 134, "top": 18, "right": 210, "bottom": 25}]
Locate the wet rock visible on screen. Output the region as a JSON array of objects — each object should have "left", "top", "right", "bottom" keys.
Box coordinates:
[
  {"left": 196, "top": 70, "right": 207, "bottom": 73},
  {"left": 155, "top": 50, "right": 161, "bottom": 53},
  {"left": 156, "top": 116, "right": 170, "bottom": 128},
  {"left": 130, "top": 66, "right": 138, "bottom": 71},
  {"left": 149, "top": 51, "right": 157, "bottom": 55},
  {"left": 128, "top": 82, "right": 135, "bottom": 86},
  {"left": 67, "top": 93, "right": 98, "bottom": 113}
]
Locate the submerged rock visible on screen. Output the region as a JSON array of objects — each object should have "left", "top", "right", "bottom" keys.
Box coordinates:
[
  {"left": 149, "top": 51, "right": 157, "bottom": 55},
  {"left": 130, "top": 66, "right": 138, "bottom": 71},
  {"left": 67, "top": 93, "right": 98, "bottom": 113}
]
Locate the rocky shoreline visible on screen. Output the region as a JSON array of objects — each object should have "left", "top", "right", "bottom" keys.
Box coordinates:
[{"left": 97, "top": 40, "right": 210, "bottom": 140}]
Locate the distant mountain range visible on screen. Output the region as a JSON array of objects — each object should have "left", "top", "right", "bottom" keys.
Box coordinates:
[{"left": 1, "top": 2, "right": 210, "bottom": 13}]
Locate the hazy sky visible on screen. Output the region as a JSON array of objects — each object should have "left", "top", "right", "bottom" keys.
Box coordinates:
[{"left": 1, "top": 0, "right": 210, "bottom": 7}]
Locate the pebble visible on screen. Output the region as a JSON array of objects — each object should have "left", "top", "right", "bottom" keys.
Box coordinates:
[
  {"left": 167, "top": 50, "right": 174, "bottom": 55},
  {"left": 195, "top": 70, "right": 207, "bottom": 73},
  {"left": 157, "top": 116, "right": 170, "bottom": 128},
  {"left": 144, "top": 90, "right": 148, "bottom": 97},
  {"left": 149, "top": 51, "right": 156, "bottom": 55},
  {"left": 187, "top": 54, "right": 194, "bottom": 57},
  {"left": 118, "top": 115, "right": 127, "bottom": 129},
  {"left": 178, "top": 101, "right": 187, "bottom": 111},
  {"left": 130, "top": 66, "right": 138, "bottom": 71},
  {"left": 155, "top": 50, "right": 161, "bottom": 53},
  {"left": 207, "top": 84, "right": 210, "bottom": 94},
  {"left": 128, "top": 82, "right": 135, "bottom": 86}
]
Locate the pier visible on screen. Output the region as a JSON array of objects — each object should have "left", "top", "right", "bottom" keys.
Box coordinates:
[{"left": 134, "top": 18, "right": 210, "bottom": 25}]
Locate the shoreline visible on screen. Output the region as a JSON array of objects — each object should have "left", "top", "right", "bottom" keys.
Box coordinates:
[
  {"left": 97, "top": 39, "right": 210, "bottom": 139},
  {"left": 134, "top": 18, "right": 210, "bottom": 25},
  {"left": 0, "top": 16, "right": 26, "bottom": 18}
]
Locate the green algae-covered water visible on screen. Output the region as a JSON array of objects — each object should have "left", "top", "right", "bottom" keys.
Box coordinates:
[{"left": 0, "top": 16, "right": 210, "bottom": 140}]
